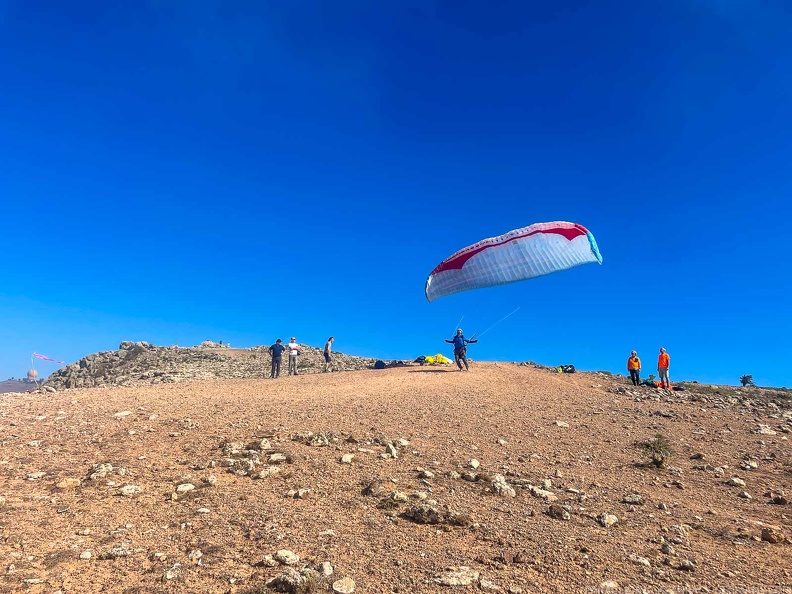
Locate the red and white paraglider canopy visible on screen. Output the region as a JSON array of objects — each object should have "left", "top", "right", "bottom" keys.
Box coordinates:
[{"left": 425, "top": 221, "right": 602, "bottom": 302}]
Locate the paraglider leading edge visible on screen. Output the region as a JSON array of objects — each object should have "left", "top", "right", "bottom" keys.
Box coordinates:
[{"left": 424, "top": 221, "right": 603, "bottom": 302}]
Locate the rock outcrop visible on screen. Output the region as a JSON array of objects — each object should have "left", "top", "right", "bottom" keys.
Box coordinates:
[{"left": 45, "top": 341, "right": 381, "bottom": 389}]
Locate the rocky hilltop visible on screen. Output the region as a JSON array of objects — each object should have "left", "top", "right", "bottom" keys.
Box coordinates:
[{"left": 45, "top": 340, "right": 381, "bottom": 389}]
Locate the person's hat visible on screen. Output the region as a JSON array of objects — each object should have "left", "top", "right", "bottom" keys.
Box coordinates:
[
  {"left": 276, "top": 339, "right": 282, "bottom": 343},
  {"left": 457, "top": 328, "right": 463, "bottom": 333},
  {"left": 291, "top": 337, "right": 296, "bottom": 341}
]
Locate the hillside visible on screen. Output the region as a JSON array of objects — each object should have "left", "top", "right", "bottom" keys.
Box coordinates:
[
  {"left": 0, "top": 380, "right": 33, "bottom": 394},
  {"left": 0, "top": 364, "right": 789, "bottom": 593},
  {"left": 44, "top": 341, "right": 382, "bottom": 389}
]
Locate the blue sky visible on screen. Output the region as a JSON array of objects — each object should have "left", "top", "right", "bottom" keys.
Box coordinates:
[{"left": 2, "top": 1, "right": 790, "bottom": 387}]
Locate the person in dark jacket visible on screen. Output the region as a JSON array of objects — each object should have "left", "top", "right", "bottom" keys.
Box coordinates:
[
  {"left": 269, "top": 339, "right": 286, "bottom": 378},
  {"left": 445, "top": 329, "right": 477, "bottom": 371}
]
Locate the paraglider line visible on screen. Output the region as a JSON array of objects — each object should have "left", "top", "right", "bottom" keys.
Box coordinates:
[
  {"left": 471, "top": 307, "right": 521, "bottom": 339},
  {"left": 452, "top": 314, "right": 465, "bottom": 337}
]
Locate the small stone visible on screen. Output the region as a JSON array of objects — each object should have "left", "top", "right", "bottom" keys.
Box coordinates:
[
  {"left": 599, "top": 514, "right": 618, "bottom": 528},
  {"left": 658, "top": 503, "right": 668, "bottom": 511},
  {"left": 761, "top": 527, "right": 784, "bottom": 543},
  {"left": 201, "top": 475, "right": 217, "bottom": 486},
  {"left": 26, "top": 471, "right": 46, "bottom": 480},
  {"left": 755, "top": 425, "right": 777, "bottom": 435},
  {"left": 623, "top": 493, "right": 643, "bottom": 505},
  {"left": 319, "top": 561, "right": 334, "bottom": 577},
  {"left": 727, "top": 477, "right": 746, "bottom": 487},
  {"left": 661, "top": 543, "right": 676, "bottom": 555},
  {"left": 176, "top": 483, "right": 195, "bottom": 494},
  {"left": 196, "top": 507, "right": 210, "bottom": 514},
  {"left": 419, "top": 469, "right": 435, "bottom": 479},
  {"left": 548, "top": 504, "right": 570, "bottom": 520},
  {"left": 257, "top": 466, "right": 281, "bottom": 479},
  {"left": 434, "top": 566, "right": 480, "bottom": 586},
  {"left": 274, "top": 549, "right": 300, "bottom": 565},
  {"left": 554, "top": 420, "right": 570, "bottom": 428},
  {"left": 528, "top": 485, "right": 557, "bottom": 502},
  {"left": 332, "top": 576, "right": 356, "bottom": 593},
  {"left": 492, "top": 475, "right": 516, "bottom": 498},
  {"left": 340, "top": 453, "right": 354, "bottom": 464},
  {"left": 468, "top": 459, "right": 480, "bottom": 469},
  {"left": 100, "top": 542, "right": 131, "bottom": 559},
  {"left": 113, "top": 410, "right": 133, "bottom": 418},
  {"left": 268, "top": 453, "right": 288, "bottom": 464},
  {"left": 599, "top": 581, "right": 619, "bottom": 592},
  {"left": 738, "top": 491, "right": 752, "bottom": 499},
  {"left": 188, "top": 549, "right": 202, "bottom": 564},
  {"left": 479, "top": 577, "right": 500, "bottom": 591},
  {"left": 628, "top": 553, "right": 651, "bottom": 567},
  {"left": 678, "top": 559, "right": 696, "bottom": 571},
  {"left": 118, "top": 485, "right": 141, "bottom": 497},
  {"left": 79, "top": 551, "right": 92, "bottom": 560},
  {"left": 163, "top": 563, "right": 182, "bottom": 580}
]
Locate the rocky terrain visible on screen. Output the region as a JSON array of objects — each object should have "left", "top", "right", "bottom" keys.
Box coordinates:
[
  {"left": 0, "top": 363, "right": 789, "bottom": 593},
  {"left": 44, "top": 341, "right": 382, "bottom": 389}
]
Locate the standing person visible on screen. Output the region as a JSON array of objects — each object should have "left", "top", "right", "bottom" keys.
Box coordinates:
[
  {"left": 323, "top": 336, "right": 334, "bottom": 372},
  {"left": 657, "top": 347, "right": 670, "bottom": 389},
  {"left": 268, "top": 339, "right": 286, "bottom": 379},
  {"left": 287, "top": 337, "right": 300, "bottom": 375},
  {"left": 445, "top": 328, "right": 477, "bottom": 371},
  {"left": 627, "top": 350, "right": 641, "bottom": 386}
]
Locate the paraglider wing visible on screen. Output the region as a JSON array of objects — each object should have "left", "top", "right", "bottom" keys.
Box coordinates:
[{"left": 425, "top": 221, "right": 602, "bottom": 302}]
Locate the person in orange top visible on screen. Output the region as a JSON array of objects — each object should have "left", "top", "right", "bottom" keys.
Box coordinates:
[
  {"left": 627, "top": 351, "right": 641, "bottom": 386},
  {"left": 657, "top": 347, "right": 670, "bottom": 388}
]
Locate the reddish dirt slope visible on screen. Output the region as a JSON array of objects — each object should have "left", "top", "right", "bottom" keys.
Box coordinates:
[{"left": 0, "top": 364, "right": 789, "bottom": 593}]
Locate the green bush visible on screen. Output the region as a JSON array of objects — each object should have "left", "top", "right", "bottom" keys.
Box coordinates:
[
  {"left": 639, "top": 433, "right": 672, "bottom": 468},
  {"left": 739, "top": 374, "right": 755, "bottom": 387}
]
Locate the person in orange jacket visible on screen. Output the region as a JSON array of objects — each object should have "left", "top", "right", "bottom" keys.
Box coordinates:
[
  {"left": 657, "top": 347, "right": 670, "bottom": 389},
  {"left": 627, "top": 351, "right": 641, "bottom": 386}
]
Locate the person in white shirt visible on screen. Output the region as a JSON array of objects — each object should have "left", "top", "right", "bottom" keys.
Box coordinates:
[{"left": 287, "top": 338, "right": 300, "bottom": 375}]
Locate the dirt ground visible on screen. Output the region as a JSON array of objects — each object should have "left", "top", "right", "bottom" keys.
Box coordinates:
[{"left": 0, "top": 363, "right": 789, "bottom": 593}]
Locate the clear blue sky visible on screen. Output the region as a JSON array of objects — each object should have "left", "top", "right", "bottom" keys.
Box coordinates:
[{"left": 2, "top": 1, "right": 790, "bottom": 387}]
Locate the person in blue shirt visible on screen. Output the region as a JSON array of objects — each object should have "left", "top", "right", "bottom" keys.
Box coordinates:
[
  {"left": 268, "top": 339, "right": 287, "bottom": 378},
  {"left": 445, "top": 329, "right": 477, "bottom": 371}
]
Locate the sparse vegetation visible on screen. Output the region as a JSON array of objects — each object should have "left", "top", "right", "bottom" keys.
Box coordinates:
[
  {"left": 739, "top": 374, "right": 755, "bottom": 387},
  {"left": 647, "top": 373, "right": 656, "bottom": 384},
  {"left": 639, "top": 433, "right": 673, "bottom": 468}
]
